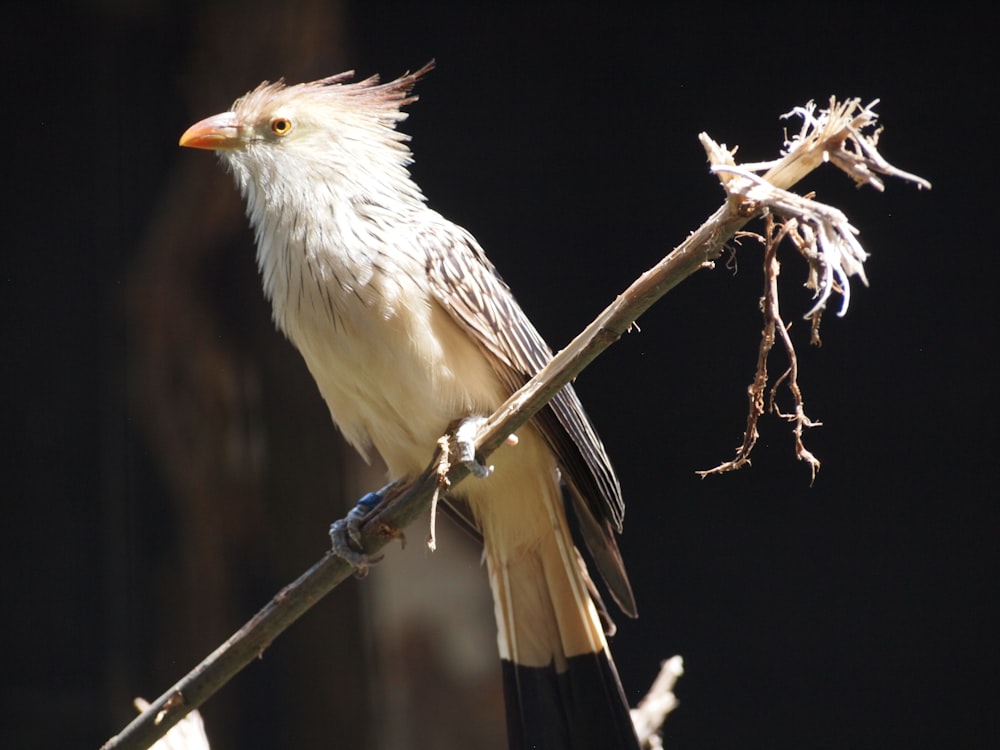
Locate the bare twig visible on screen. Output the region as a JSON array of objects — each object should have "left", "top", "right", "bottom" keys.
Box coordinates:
[
  {"left": 698, "top": 215, "right": 824, "bottom": 481},
  {"left": 102, "top": 97, "right": 927, "bottom": 750},
  {"left": 696, "top": 219, "right": 788, "bottom": 477},
  {"left": 632, "top": 656, "right": 685, "bottom": 749}
]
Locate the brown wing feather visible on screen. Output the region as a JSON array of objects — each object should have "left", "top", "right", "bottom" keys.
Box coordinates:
[{"left": 419, "top": 223, "right": 636, "bottom": 617}]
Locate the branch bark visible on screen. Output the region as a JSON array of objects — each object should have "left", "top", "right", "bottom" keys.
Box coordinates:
[{"left": 102, "top": 97, "right": 928, "bottom": 750}]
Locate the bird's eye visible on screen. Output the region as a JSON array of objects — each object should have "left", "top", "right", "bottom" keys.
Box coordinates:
[{"left": 270, "top": 117, "right": 293, "bottom": 136}]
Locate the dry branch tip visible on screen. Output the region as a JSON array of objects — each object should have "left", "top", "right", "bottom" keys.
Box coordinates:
[{"left": 699, "top": 97, "right": 929, "bottom": 479}]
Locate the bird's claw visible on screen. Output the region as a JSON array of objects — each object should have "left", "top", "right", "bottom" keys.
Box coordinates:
[
  {"left": 454, "top": 416, "right": 493, "bottom": 478},
  {"left": 329, "top": 489, "right": 387, "bottom": 577}
]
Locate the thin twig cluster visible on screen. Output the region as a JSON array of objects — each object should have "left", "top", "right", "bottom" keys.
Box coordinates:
[{"left": 698, "top": 98, "right": 930, "bottom": 480}]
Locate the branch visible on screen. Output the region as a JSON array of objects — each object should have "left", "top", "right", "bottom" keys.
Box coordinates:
[
  {"left": 102, "top": 97, "right": 926, "bottom": 750},
  {"left": 632, "top": 656, "right": 685, "bottom": 749},
  {"left": 103, "top": 202, "right": 735, "bottom": 750}
]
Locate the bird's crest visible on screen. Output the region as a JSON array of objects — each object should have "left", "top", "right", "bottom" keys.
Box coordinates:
[
  {"left": 232, "top": 60, "right": 436, "bottom": 123},
  {"left": 316, "top": 59, "right": 435, "bottom": 109}
]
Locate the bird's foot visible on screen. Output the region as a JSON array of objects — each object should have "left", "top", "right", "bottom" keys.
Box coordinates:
[
  {"left": 329, "top": 487, "right": 391, "bottom": 577},
  {"left": 453, "top": 415, "right": 493, "bottom": 478}
]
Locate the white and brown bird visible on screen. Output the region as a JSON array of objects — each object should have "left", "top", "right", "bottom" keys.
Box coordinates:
[{"left": 180, "top": 61, "right": 639, "bottom": 750}]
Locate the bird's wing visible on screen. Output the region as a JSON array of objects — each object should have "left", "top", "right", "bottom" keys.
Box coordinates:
[{"left": 419, "top": 221, "right": 636, "bottom": 617}]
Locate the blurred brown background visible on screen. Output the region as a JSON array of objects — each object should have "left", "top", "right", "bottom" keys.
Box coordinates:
[{"left": 3, "top": 2, "right": 996, "bottom": 748}]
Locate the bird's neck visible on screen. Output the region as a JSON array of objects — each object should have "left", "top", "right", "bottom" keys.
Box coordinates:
[{"left": 226, "top": 150, "right": 429, "bottom": 336}]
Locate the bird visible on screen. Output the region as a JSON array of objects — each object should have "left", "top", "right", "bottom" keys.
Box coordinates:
[{"left": 179, "top": 61, "right": 640, "bottom": 750}]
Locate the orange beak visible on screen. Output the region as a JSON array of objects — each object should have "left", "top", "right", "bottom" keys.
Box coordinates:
[{"left": 179, "top": 112, "right": 242, "bottom": 150}]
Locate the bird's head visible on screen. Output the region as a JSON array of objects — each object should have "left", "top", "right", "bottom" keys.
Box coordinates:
[{"left": 179, "top": 61, "right": 435, "bottom": 210}]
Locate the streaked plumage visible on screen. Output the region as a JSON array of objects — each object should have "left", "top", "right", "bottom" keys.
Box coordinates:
[{"left": 180, "top": 62, "right": 639, "bottom": 749}]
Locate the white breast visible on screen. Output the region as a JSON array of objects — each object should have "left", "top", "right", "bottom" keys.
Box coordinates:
[{"left": 260, "top": 210, "right": 505, "bottom": 479}]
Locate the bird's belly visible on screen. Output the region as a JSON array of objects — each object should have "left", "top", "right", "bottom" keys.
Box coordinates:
[
  {"left": 288, "top": 293, "right": 507, "bottom": 480},
  {"left": 281, "top": 274, "right": 560, "bottom": 553}
]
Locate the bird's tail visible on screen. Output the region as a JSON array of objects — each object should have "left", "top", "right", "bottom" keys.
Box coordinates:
[{"left": 485, "top": 505, "right": 640, "bottom": 750}]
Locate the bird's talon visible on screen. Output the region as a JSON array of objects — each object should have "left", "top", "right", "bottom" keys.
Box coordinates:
[
  {"left": 329, "top": 487, "right": 392, "bottom": 575},
  {"left": 466, "top": 458, "right": 493, "bottom": 478}
]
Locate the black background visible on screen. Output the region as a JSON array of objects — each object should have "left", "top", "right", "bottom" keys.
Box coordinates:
[{"left": 4, "top": 3, "right": 996, "bottom": 749}]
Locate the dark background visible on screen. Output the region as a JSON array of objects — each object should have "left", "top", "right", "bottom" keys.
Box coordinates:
[{"left": 4, "top": 2, "right": 995, "bottom": 749}]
